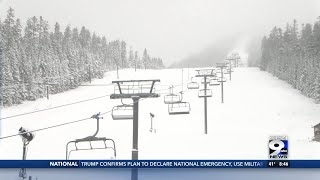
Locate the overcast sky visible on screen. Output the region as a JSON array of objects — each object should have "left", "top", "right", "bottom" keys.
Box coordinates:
[{"left": 0, "top": 0, "right": 319, "bottom": 65}]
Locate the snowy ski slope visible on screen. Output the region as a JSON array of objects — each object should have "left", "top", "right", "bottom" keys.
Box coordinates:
[{"left": 1, "top": 67, "right": 320, "bottom": 160}]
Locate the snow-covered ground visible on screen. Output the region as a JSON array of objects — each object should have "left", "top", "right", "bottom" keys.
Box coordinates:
[{"left": 1, "top": 67, "right": 320, "bottom": 160}]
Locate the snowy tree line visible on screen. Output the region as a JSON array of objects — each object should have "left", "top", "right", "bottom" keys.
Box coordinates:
[
  {"left": 0, "top": 8, "right": 165, "bottom": 106},
  {"left": 260, "top": 18, "right": 320, "bottom": 102}
]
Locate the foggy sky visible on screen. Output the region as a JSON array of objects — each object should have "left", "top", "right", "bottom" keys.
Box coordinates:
[{"left": 0, "top": 0, "right": 319, "bottom": 66}]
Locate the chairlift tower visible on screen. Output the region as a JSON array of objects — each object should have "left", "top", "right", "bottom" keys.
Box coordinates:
[
  {"left": 110, "top": 79, "right": 160, "bottom": 180},
  {"left": 217, "top": 63, "right": 228, "bottom": 103},
  {"left": 195, "top": 69, "right": 216, "bottom": 134},
  {"left": 225, "top": 57, "right": 234, "bottom": 81}
]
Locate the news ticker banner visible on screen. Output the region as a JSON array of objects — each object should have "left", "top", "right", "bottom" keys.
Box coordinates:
[{"left": 0, "top": 160, "right": 320, "bottom": 168}]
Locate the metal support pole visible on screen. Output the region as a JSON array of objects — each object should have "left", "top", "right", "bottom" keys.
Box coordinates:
[
  {"left": 220, "top": 68, "right": 224, "bottom": 103},
  {"left": 20, "top": 142, "right": 27, "bottom": 180},
  {"left": 204, "top": 76, "right": 208, "bottom": 134},
  {"left": 151, "top": 116, "right": 153, "bottom": 130},
  {"left": 131, "top": 96, "right": 139, "bottom": 180}
]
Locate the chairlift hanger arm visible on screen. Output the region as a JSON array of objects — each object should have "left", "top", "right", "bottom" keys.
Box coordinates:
[
  {"left": 150, "top": 81, "right": 155, "bottom": 93},
  {"left": 116, "top": 82, "right": 122, "bottom": 94}
]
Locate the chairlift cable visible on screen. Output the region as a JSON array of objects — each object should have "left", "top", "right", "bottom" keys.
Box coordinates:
[{"left": 0, "top": 82, "right": 194, "bottom": 140}]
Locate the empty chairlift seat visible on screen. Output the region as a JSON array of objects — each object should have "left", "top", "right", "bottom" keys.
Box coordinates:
[
  {"left": 198, "top": 89, "right": 212, "bottom": 97},
  {"left": 168, "top": 102, "right": 191, "bottom": 115},
  {"left": 187, "top": 78, "right": 199, "bottom": 89},
  {"left": 66, "top": 112, "right": 117, "bottom": 160},
  {"left": 164, "top": 93, "right": 181, "bottom": 104},
  {"left": 217, "top": 77, "right": 227, "bottom": 82},
  {"left": 187, "top": 82, "right": 199, "bottom": 89},
  {"left": 209, "top": 80, "right": 220, "bottom": 86},
  {"left": 112, "top": 105, "right": 134, "bottom": 120}
]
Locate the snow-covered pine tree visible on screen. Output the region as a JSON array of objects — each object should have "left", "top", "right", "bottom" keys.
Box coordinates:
[
  {"left": 134, "top": 50, "right": 140, "bottom": 70},
  {"left": 142, "top": 48, "right": 148, "bottom": 69},
  {"left": 120, "top": 40, "right": 127, "bottom": 68},
  {"left": 128, "top": 46, "right": 134, "bottom": 68},
  {"left": 3, "top": 7, "right": 23, "bottom": 105}
]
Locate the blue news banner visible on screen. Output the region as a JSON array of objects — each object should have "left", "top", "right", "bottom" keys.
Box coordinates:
[{"left": 0, "top": 160, "right": 319, "bottom": 168}]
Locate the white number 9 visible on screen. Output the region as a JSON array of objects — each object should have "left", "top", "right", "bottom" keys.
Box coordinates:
[{"left": 269, "top": 140, "right": 284, "bottom": 155}]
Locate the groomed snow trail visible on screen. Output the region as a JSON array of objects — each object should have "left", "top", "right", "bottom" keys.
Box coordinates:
[{"left": 1, "top": 67, "right": 320, "bottom": 160}]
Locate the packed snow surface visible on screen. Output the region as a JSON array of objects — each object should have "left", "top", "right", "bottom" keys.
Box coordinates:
[{"left": 1, "top": 67, "right": 320, "bottom": 160}]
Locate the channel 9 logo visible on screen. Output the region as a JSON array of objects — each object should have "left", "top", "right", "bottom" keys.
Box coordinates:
[{"left": 269, "top": 136, "right": 288, "bottom": 159}]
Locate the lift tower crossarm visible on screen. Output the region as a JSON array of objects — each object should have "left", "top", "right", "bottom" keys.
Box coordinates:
[{"left": 110, "top": 79, "right": 160, "bottom": 180}]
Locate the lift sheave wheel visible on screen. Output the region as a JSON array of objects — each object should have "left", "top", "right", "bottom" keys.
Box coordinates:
[{"left": 66, "top": 112, "right": 116, "bottom": 160}]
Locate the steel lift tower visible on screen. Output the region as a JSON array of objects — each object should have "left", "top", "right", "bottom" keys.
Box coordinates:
[{"left": 110, "top": 79, "right": 160, "bottom": 180}]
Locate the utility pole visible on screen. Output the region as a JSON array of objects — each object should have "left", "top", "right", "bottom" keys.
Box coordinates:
[{"left": 110, "top": 79, "right": 160, "bottom": 180}]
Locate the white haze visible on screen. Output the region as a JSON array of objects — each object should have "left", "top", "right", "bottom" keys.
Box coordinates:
[{"left": 0, "top": 0, "right": 319, "bottom": 66}]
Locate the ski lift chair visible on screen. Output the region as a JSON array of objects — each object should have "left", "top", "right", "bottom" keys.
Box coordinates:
[
  {"left": 168, "top": 102, "right": 191, "bottom": 115},
  {"left": 164, "top": 86, "right": 182, "bottom": 104},
  {"left": 217, "top": 77, "right": 227, "bottom": 82},
  {"left": 209, "top": 80, "right": 220, "bottom": 86},
  {"left": 187, "top": 78, "right": 199, "bottom": 89},
  {"left": 112, "top": 104, "right": 134, "bottom": 120},
  {"left": 164, "top": 93, "right": 181, "bottom": 104},
  {"left": 66, "top": 112, "right": 116, "bottom": 160},
  {"left": 198, "top": 89, "right": 212, "bottom": 97}
]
